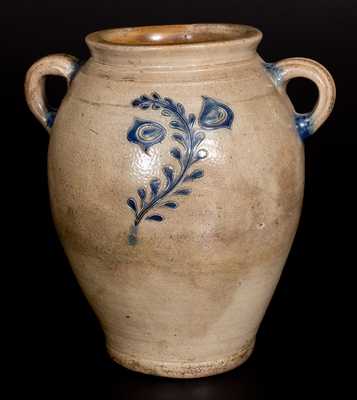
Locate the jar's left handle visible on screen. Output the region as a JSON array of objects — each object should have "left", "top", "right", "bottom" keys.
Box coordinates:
[{"left": 25, "top": 54, "right": 80, "bottom": 133}]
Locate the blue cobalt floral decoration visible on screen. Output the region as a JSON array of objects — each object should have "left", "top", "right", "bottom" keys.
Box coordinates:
[
  {"left": 126, "top": 92, "right": 235, "bottom": 245},
  {"left": 127, "top": 118, "right": 166, "bottom": 153},
  {"left": 199, "top": 96, "right": 234, "bottom": 130}
]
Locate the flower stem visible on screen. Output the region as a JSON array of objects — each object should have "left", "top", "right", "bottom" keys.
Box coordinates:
[
  {"left": 128, "top": 224, "right": 138, "bottom": 246},
  {"left": 134, "top": 100, "right": 194, "bottom": 226}
]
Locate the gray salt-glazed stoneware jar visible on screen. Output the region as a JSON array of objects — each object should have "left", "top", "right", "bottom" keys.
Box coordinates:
[{"left": 25, "top": 24, "right": 336, "bottom": 378}]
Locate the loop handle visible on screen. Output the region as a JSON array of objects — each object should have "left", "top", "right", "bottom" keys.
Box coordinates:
[
  {"left": 266, "top": 57, "right": 336, "bottom": 139},
  {"left": 25, "top": 54, "right": 79, "bottom": 133}
]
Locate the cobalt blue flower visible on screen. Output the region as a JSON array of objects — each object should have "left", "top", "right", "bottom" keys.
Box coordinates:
[
  {"left": 126, "top": 92, "right": 236, "bottom": 245},
  {"left": 127, "top": 118, "right": 166, "bottom": 153},
  {"left": 198, "top": 96, "right": 234, "bottom": 130}
]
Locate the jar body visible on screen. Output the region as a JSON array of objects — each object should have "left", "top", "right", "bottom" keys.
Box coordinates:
[{"left": 47, "top": 53, "right": 304, "bottom": 377}]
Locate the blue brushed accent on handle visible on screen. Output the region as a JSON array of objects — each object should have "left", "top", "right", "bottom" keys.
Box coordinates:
[
  {"left": 264, "top": 62, "right": 316, "bottom": 140},
  {"left": 45, "top": 60, "right": 82, "bottom": 129},
  {"left": 46, "top": 110, "right": 57, "bottom": 128},
  {"left": 295, "top": 113, "right": 313, "bottom": 140},
  {"left": 69, "top": 60, "right": 83, "bottom": 82},
  {"left": 263, "top": 62, "right": 284, "bottom": 86}
]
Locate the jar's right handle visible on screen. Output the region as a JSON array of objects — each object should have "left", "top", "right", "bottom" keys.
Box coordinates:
[{"left": 267, "top": 57, "right": 336, "bottom": 139}]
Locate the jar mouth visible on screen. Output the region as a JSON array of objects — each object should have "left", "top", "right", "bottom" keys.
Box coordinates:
[
  {"left": 86, "top": 23, "right": 262, "bottom": 48},
  {"left": 85, "top": 24, "right": 262, "bottom": 68}
]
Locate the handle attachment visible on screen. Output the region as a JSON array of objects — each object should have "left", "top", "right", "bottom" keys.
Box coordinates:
[
  {"left": 264, "top": 57, "right": 336, "bottom": 139},
  {"left": 25, "top": 54, "right": 80, "bottom": 133}
]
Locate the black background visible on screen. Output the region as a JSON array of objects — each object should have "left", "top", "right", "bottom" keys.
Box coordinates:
[{"left": 4, "top": 1, "right": 355, "bottom": 398}]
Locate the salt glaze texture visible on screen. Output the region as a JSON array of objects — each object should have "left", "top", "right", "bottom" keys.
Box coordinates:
[{"left": 25, "top": 24, "right": 336, "bottom": 378}]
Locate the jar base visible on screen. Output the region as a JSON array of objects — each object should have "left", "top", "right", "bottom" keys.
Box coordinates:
[{"left": 108, "top": 338, "right": 255, "bottom": 379}]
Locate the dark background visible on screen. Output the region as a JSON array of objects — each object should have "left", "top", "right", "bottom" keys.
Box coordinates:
[{"left": 4, "top": 1, "right": 355, "bottom": 398}]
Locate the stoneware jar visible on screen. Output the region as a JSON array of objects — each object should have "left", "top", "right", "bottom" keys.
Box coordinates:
[{"left": 25, "top": 24, "right": 336, "bottom": 378}]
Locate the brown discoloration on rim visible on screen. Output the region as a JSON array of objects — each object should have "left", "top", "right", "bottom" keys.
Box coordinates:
[{"left": 87, "top": 24, "right": 261, "bottom": 47}]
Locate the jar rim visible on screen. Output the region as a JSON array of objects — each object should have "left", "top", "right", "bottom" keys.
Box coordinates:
[
  {"left": 86, "top": 23, "right": 262, "bottom": 49},
  {"left": 85, "top": 24, "right": 262, "bottom": 68}
]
